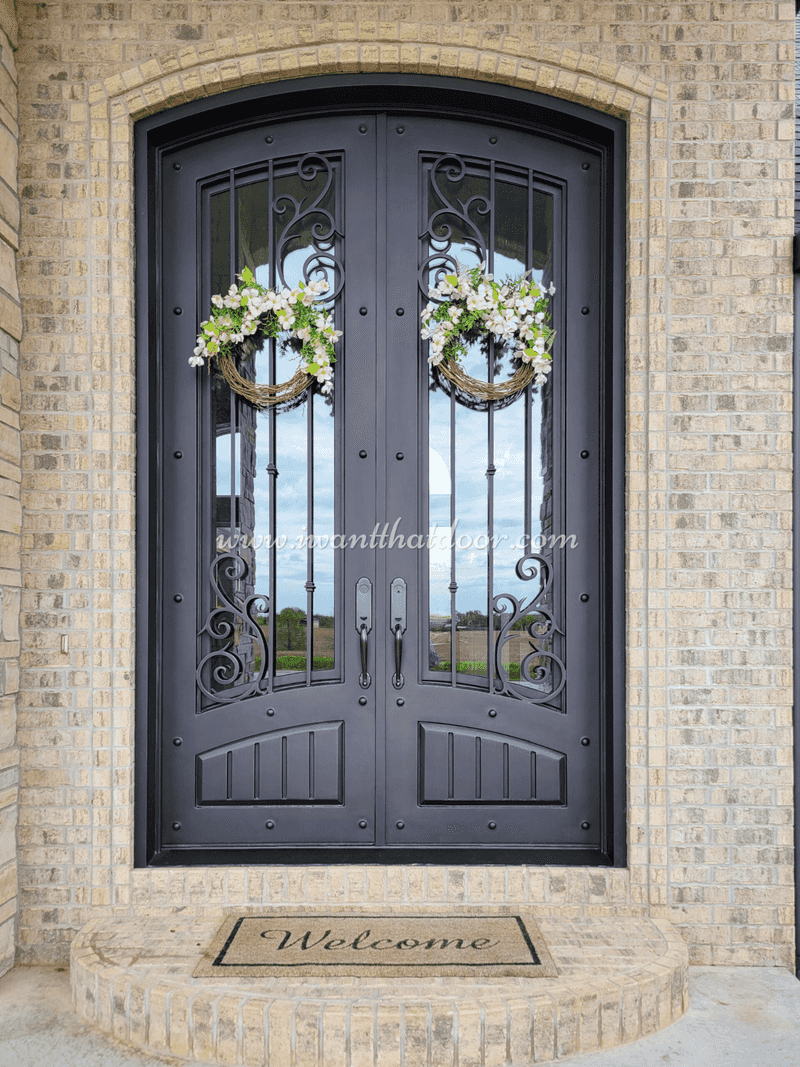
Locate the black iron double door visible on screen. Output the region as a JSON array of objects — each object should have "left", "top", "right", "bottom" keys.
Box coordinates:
[{"left": 158, "top": 110, "right": 606, "bottom": 858}]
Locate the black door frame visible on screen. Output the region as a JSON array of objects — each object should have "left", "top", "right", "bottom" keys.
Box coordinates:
[{"left": 134, "top": 74, "right": 627, "bottom": 868}]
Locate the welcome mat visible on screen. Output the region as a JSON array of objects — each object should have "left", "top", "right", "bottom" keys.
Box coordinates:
[{"left": 194, "top": 912, "right": 558, "bottom": 977}]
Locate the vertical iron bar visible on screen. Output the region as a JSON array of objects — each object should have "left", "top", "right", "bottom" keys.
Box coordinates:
[
  {"left": 267, "top": 161, "right": 277, "bottom": 693},
  {"left": 525, "top": 170, "right": 534, "bottom": 556},
  {"left": 524, "top": 387, "right": 532, "bottom": 555},
  {"left": 228, "top": 171, "right": 238, "bottom": 656},
  {"left": 486, "top": 160, "right": 496, "bottom": 692},
  {"left": 306, "top": 393, "right": 314, "bottom": 686},
  {"left": 449, "top": 383, "right": 457, "bottom": 686}
]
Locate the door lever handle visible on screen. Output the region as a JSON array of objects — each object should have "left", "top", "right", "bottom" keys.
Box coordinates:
[
  {"left": 393, "top": 624, "right": 404, "bottom": 689},
  {"left": 356, "top": 577, "right": 372, "bottom": 689},
  {"left": 390, "top": 577, "right": 407, "bottom": 689},
  {"left": 359, "top": 623, "right": 371, "bottom": 689}
]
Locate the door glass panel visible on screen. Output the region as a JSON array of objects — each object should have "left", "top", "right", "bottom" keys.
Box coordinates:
[
  {"left": 199, "top": 156, "right": 342, "bottom": 707},
  {"left": 423, "top": 154, "right": 558, "bottom": 704}
]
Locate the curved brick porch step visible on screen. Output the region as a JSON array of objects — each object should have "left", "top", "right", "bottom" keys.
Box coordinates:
[{"left": 70, "top": 908, "right": 688, "bottom": 1066}]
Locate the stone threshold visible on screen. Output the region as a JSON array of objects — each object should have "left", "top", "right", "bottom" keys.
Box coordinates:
[{"left": 70, "top": 906, "right": 688, "bottom": 1065}]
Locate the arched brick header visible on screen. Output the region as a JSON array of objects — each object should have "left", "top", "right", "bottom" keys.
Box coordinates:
[{"left": 88, "top": 23, "right": 668, "bottom": 119}]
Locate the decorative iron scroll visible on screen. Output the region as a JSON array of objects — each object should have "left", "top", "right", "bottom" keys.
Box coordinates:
[
  {"left": 493, "top": 554, "right": 566, "bottom": 706},
  {"left": 274, "top": 153, "right": 345, "bottom": 300},
  {"left": 196, "top": 552, "right": 269, "bottom": 703},
  {"left": 418, "top": 153, "right": 488, "bottom": 297}
]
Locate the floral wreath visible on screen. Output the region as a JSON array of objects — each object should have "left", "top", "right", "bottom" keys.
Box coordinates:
[
  {"left": 421, "top": 264, "right": 555, "bottom": 399},
  {"left": 191, "top": 266, "right": 341, "bottom": 406}
]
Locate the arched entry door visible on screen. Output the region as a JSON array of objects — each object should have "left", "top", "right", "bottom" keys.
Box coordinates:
[{"left": 137, "top": 82, "right": 625, "bottom": 866}]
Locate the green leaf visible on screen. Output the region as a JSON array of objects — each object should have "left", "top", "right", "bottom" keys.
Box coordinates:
[
  {"left": 241, "top": 266, "right": 255, "bottom": 285},
  {"left": 306, "top": 362, "right": 319, "bottom": 374},
  {"left": 445, "top": 274, "right": 458, "bottom": 285}
]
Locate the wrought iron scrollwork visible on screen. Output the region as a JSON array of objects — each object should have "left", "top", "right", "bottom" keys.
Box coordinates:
[
  {"left": 274, "top": 153, "right": 345, "bottom": 300},
  {"left": 196, "top": 552, "right": 269, "bottom": 703},
  {"left": 419, "top": 153, "right": 488, "bottom": 297},
  {"left": 493, "top": 554, "right": 566, "bottom": 706}
]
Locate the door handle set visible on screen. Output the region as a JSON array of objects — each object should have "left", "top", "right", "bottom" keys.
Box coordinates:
[
  {"left": 355, "top": 576, "right": 407, "bottom": 689},
  {"left": 355, "top": 577, "right": 372, "bottom": 689},
  {"left": 390, "top": 577, "right": 407, "bottom": 689}
]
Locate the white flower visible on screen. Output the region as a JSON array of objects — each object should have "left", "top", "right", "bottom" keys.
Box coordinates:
[{"left": 188, "top": 354, "right": 205, "bottom": 367}]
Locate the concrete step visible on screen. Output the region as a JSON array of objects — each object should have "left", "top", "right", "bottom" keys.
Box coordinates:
[{"left": 70, "top": 907, "right": 688, "bottom": 1065}]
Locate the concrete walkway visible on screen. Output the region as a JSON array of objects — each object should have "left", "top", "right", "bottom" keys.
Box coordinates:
[{"left": 0, "top": 964, "right": 798, "bottom": 1066}]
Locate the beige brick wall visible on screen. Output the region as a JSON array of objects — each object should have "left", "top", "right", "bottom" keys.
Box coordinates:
[
  {"left": 11, "top": 2, "right": 797, "bottom": 969},
  {"left": 0, "top": 0, "right": 19, "bottom": 980}
]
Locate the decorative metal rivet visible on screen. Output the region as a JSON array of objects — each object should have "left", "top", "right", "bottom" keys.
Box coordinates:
[
  {"left": 489, "top": 136, "right": 498, "bottom": 144},
  {"left": 265, "top": 135, "right": 274, "bottom": 143},
  {"left": 265, "top": 820, "right": 275, "bottom": 829},
  {"left": 172, "top": 163, "right": 181, "bottom": 170},
  {"left": 580, "top": 593, "right": 590, "bottom": 602},
  {"left": 396, "top": 308, "right": 404, "bottom": 316},
  {"left": 173, "top": 737, "right": 182, "bottom": 746},
  {"left": 488, "top": 821, "right": 497, "bottom": 829},
  {"left": 581, "top": 737, "right": 590, "bottom": 746},
  {"left": 580, "top": 449, "right": 589, "bottom": 459},
  {"left": 396, "top": 821, "right": 405, "bottom": 829},
  {"left": 396, "top": 698, "right": 404, "bottom": 706},
  {"left": 488, "top": 708, "right": 497, "bottom": 718},
  {"left": 359, "top": 696, "right": 367, "bottom": 706},
  {"left": 396, "top": 452, "right": 404, "bottom": 461},
  {"left": 172, "top": 822, "right": 181, "bottom": 830},
  {"left": 174, "top": 450, "right": 183, "bottom": 459},
  {"left": 581, "top": 306, "right": 590, "bottom": 315},
  {"left": 581, "top": 821, "right": 591, "bottom": 830},
  {"left": 173, "top": 307, "right": 182, "bottom": 315},
  {"left": 359, "top": 306, "right": 368, "bottom": 316},
  {"left": 359, "top": 820, "right": 368, "bottom": 829},
  {"left": 266, "top": 708, "right": 275, "bottom": 716},
  {"left": 359, "top": 124, "right": 368, "bottom": 133},
  {"left": 173, "top": 594, "right": 183, "bottom": 603},
  {"left": 396, "top": 125, "right": 405, "bottom": 134},
  {"left": 582, "top": 162, "right": 591, "bottom": 170},
  {"left": 359, "top": 449, "right": 367, "bottom": 458}
]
